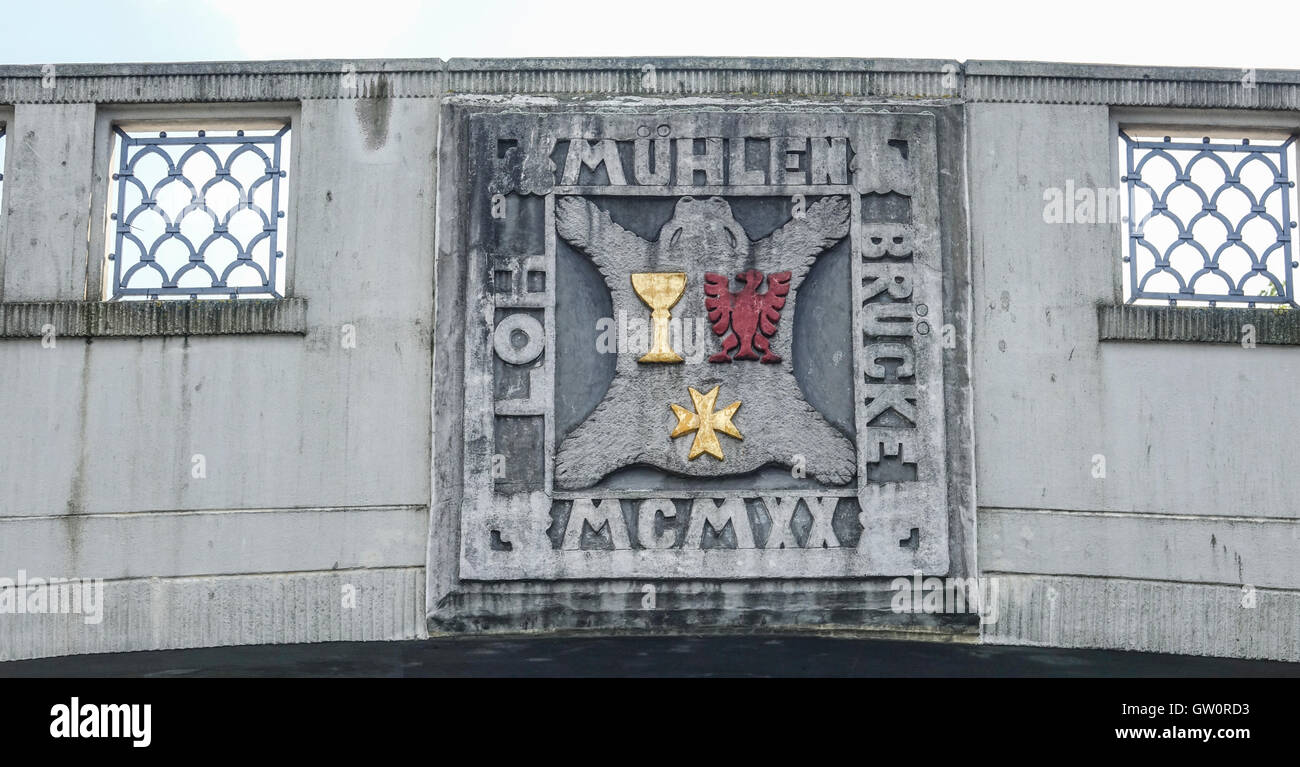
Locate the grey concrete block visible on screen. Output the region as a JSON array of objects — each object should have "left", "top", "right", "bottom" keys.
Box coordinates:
[
  {"left": 0, "top": 567, "right": 426, "bottom": 661},
  {"left": 985, "top": 574, "right": 1300, "bottom": 662},
  {"left": 0, "top": 505, "right": 427, "bottom": 579},
  {"left": 0, "top": 103, "right": 96, "bottom": 300},
  {"left": 980, "top": 508, "right": 1300, "bottom": 589}
]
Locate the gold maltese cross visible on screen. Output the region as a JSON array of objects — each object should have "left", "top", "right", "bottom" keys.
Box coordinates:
[{"left": 670, "top": 385, "right": 743, "bottom": 460}]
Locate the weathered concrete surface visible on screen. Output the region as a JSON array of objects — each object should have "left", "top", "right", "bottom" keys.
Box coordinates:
[
  {"left": 7, "top": 58, "right": 1300, "bottom": 108},
  {"left": 968, "top": 102, "right": 1115, "bottom": 513},
  {"left": 0, "top": 298, "right": 308, "bottom": 337},
  {"left": 985, "top": 575, "right": 1300, "bottom": 663},
  {"left": 0, "top": 98, "right": 437, "bottom": 516},
  {"left": 981, "top": 509, "right": 1300, "bottom": 589},
  {"left": 967, "top": 101, "right": 1300, "bottom": 660},
  {"left": 964, "top": 59, "right": 1300, "bottom": 109},
  {"left": 968, "top": 102, "right": 1300, "bottom": 518},
  {"left": 0, "top": 568, "right": 424, "bottom": 661},
  {"left": 0, "top": 85, "right": 439, "bottom": 659},
  {"left": 0, "top": 58, "right": 1297, "bottom": 662},
  {"left": 0, "top": 104, "right": 95, "bottom": 301},
  {"left": 1099, "top": 304, "right": 1300, "bottom": 345},
  {"left": 0, "top": 505, "right": 426, "bottom": 580}
]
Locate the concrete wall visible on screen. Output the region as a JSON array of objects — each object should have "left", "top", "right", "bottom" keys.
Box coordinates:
[
  {"left": 0, "top": 84, "right": 437, "bottom": 659},
  {"left": 969, "top": 102, "right": 1300, "bottom": 661},
  {"left": 0, "top": 58, "right": 1297, "bottom": 661}
]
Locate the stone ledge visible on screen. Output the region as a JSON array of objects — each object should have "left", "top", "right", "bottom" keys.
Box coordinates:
[
  {"left": 6, "top": 58, "right": 1300, "bottom": 106},
  {"left": 429, "top": 579, "right": 980, "bottom": 636},
  {"left": 1098, "top": 304, "right": 1300, "bottom": 345},
  {"left": 965, "top": 59, "right": 1300, "bottom": 84},
  {"left": 983, "top": 574, "right": 1300, "bottom": 662},
  {"left": 0, "top": 567, "right": 425, "bottom": 662},
  {"left": 0, "top": 298, "right": 307, "bottom": 338}
]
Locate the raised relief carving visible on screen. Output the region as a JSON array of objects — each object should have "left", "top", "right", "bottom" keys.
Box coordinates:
[
  {"left": 630, "top": 272, "right": 688, "bottom": 363},
  {"left": 704, "top": 270, "right": 791, "bottom": 363},
  {"left": 552, "top": 194, "right": 856, "bottom": 488},
  {"left": 458, "top": 110, "right": 952, "bottom": 581},
  {"left": 669, "top": 385, "right": 743, "bottom": 460},
  {"left": 555, "top": 495, "right": 849, "bottom": 551}
]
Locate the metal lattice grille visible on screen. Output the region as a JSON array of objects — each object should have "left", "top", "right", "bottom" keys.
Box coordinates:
[
  {"left": 107, "top": 126, "right": 290, "bottom": 300},
  {"left": 1121, "top": 131, "right": 1299, "bottom": 307}
]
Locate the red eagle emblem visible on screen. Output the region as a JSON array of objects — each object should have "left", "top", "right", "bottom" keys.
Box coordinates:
[{"left": 704, "top": 269, "right": 792, "bottom": 363}]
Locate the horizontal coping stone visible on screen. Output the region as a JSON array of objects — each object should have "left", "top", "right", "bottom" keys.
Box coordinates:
[
  {"left": 1098, "top": 303, "right": 1300, "bottom": 345},
  {"left": 0, "top": 297, "right": 307, "bottom": 337}
]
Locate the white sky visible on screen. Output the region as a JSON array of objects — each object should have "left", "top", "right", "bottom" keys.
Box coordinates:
[{"left": 2, "top": 0, "right": 1299, "bottom": 68}]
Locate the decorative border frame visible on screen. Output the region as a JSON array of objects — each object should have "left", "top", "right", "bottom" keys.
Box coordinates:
[
  {"left": 429, "top": 96, "right": 975, "bottom": 634},
  {"left": 450, "top": 108, "right": 948, "bottom": 582}
]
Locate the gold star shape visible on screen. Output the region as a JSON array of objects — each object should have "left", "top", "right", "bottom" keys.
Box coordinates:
[{"left": 670, "top": 385, "right": 743, "bottom": 460}]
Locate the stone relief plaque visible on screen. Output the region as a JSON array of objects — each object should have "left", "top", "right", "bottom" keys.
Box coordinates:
[{"left": 456, "top": 109, "right": 949, "bottom": 580}]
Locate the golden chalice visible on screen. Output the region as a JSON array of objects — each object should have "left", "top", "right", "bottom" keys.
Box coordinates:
[{"left": 630, "top": 272, "right": 687, "bottom": 363}]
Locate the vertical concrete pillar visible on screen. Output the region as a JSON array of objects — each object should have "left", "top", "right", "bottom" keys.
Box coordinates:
[{"left": 1, "top": 103, "right": 97, "bottom": 301}]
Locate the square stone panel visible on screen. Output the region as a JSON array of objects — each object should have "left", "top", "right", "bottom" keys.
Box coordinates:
[{"left": 444, "top": 106, "right": 951, "bottom": 583}]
